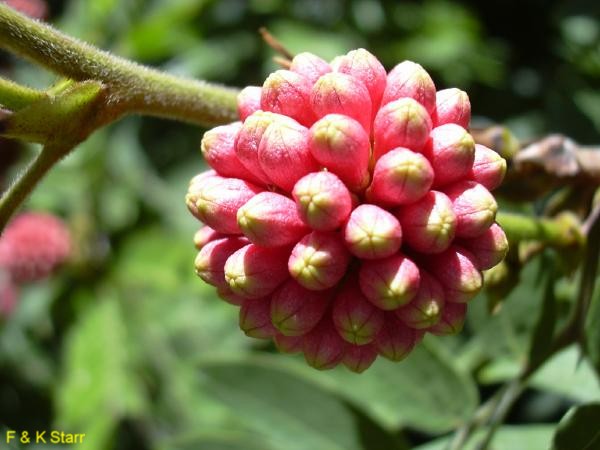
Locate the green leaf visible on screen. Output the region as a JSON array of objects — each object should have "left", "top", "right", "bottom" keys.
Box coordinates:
[
  {"left": 528, "top": 258, "right": 558, "bottom": 368},
  {"left": 586, "top": 285, "right": 600, "bottom": 378},
  {"left": 159, "top": 430, "right": 275, "bottom": 450},
  {"left": 551, "top": 403, "right": 600, "bottom": 450},
  {"left": 282, "top": 337, "right": 478, "bottom": 433},
  {"left": 416, "top": 425, "right": 555, "bottom": 450},
  {"left": 55, "top": 296, "right": 145, "bottom": 450},
  {"left": 198, "top": 356, "right": 364, "bottom": 450}
]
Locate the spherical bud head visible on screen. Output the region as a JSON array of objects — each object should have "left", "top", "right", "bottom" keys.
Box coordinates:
[
  {"left": 375, "top": 314, "right": 422, "bottom": 361},
  {"left": 428, "top": 302, "right": 467, "bottom": 336},
  {"left": 396, "top": 191, "right": 456, "bottom": 254},
  {"left": 332, "top": 279, "right": 385, "bottom": 345},
  {"left": 367, "top": 148, "right": 434, "bottom": 206},
  {"left": 373, "top": 98, "right": 432, "bottom": 160},
  {"left": 201, "top": 122, "right": 263, "bottom": 185},
  {"left": 5, "top": 0, "right": 48, "bottom": 20},
  {"left": 290, "top": 52, "right": 332, "bottom": 85},
  {"left": 216, "top": 286, "right": 246, "bottom": 306},
  {"left": 308, "top": 114, "right": 370, "bottom": 191},
  {"left": 224, "top": 244, "right": 290, "bottom": 299},
  {"left": 0, "top": 213, "right": 71, "bottom": 283},
  {"left": 194, "top": 237, "right": 249, "bottom": 289},
  {"left": 445, "top": 180, "right": 498, "bottom": 238},
  {"left": 431, "top": 88, "right": 471, "bottom": 128},
  {"left": 270, "top": 279, "right": 330, "bottom": 336},
  {"left": 237, "top": 86, "right": 262, "bottom": 121},
  {"left": 344, "top": 204, "right": 403, "bottom": 259},
  {"left": 382, "top": 60, "right": 436, "bottom": 113},
  {"left": 469, "top": 144, "right": 507, "bottom": 191},
  {"left": 237, "top": 192, "right": 309, "bottom": 247},
  {"left": 395, "top": 271, "right": 445, "bottom": 329},
  {"left": 457, "top": 223, "right": 508, "bottom": 270},
  {"left": 302, "top": 318, "right": 347, "bottom": 370},
  {"left": 289, "top": 231, "right": 351, "bottom": 290},
  {"left": 258, "top": 120, "right": 319, "bottom": 192},
  {"left": 274, "top": 333, "right": 304, "bottom": 354},
  {"left": 292, "top": 172, "right": 352, "bottom": 231},
  {"left": 189, "top": 169, "right": 218, "bottom": 189},
  {"left": 332, "top": 48, "right": 387, "bottom": 115},
  {"left": 342, "top": 344, "right": 378, "bottom": 373},
  {"left": 235, "top": 111, "right": 292, "bottom": 184},
  {"left": 425, "top": 245, "right": 482, "bottom": 303},
  {"left": 359, "top": 254, "right": 420, "bottom": 310},
  {"left": 193, "top": 226, "right": 223, "bottom": 250},
  {"left": 423, "top": 124, "right": 475, "bottom": 187},
  {"left": 261, "top": 70, "right": 315, "bottom": 126},
  {"left": 239, "top": 297, "right": 277, "bottom": 339},
  {"left": 311, "top": 72, "right": 372, "bottom": 134},
  {"left": 193, "top": 176, "right": 263, "bottom": 234}
]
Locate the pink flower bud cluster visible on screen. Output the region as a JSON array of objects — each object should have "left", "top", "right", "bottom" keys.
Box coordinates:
[{"left": 186, "top": 49, "right": 508, "bottom": 372}]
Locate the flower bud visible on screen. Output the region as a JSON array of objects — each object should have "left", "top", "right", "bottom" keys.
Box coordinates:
[
  {"left": 396, "top": 191, "right": 456, "bottom": 254},
  {"left": 342, "top": 344, "right": 378, "bottom": 373},
  {"left": 191, "top": 175, "right": 263, "bottom": 234},
  {"left": 431, "top": 88, "right": 471, "bottom": 128},
  {"left": 194, "top": 237, "right": 249, "bottom": 289},
  {"left": 445, "top": 181, "right": 497, "bottom": 238},
  {"left": 395, "top": 271, "right": 445, "bottom": 329},
  {"left": 375, "top": 314, "right": 422, "bottom": 361},
  {"left": 332, "top": 279, "right": 385, "bottom": 345},
  {"left": 382, "top": 61, "right": 436, "bottom": 113},
  {"left": 217, "top": 286, "right": 246, "bottom": 306},
  {"left": 332, "top": 48, "right": 387, "bottom": 115},
  {"left": 422, "top": 124, "right": 475, "bottom": 187},
  {"left": 188, "top": 169, "right": 218, "bottom": 189},
  {"left": 292, "top": 171, "right": 352, "bottom": 231},
  {"left": 239, "top": 297, "right": 277, "bottom": 339},
  {"left": 344, "top": 204, "right": 403, "bottom": 259},
  {"left": 302, "top": 318, "right": 347, "bottom": 370},
  {"left": 290, "top": 52, "right": 332, "bottom": 85},
  {"left": 224, "top": 244, "right": 290, "bottom": 299},
  {"left": 237, "top": 86, "right": 262, "bottom": 121},
  {"left": 311, "top": 72, "right": 372, "bottom": 133},
  {"left": 237, "top": 192, "right": 309, "bottom": 247},
  {"left": 193, "top": 226, "right": 223, "bottom": 250},
  {"left": 359, "top": 254, "right": 420, "bottom": 310},
  {"left": 367, "top": 148, "right": 434, "bottom": 206},
  {"left": 428, "top": 302, "right": 467, "bottom": 335},
  {"left": 261, "top": 70, "right": 315, "bottom": 126},
  {"left": 289, "top": 231, "right": 351, "bottom": 290},
  {"left": 308, "top": 114, "right": 370, "bottom": 191},
  {"left": 201, "top": 122, "right": 264, "bottom": 184},
  {"left": 457, "top": 223, "right": 508, "bottom": 270},
  {"left": 373, "top": 98, "right": 432, "bottom": 160},
  {"left": 424, "top": 245, "right": 482, "bottom": 303},
  {"left": 258, "top": 120, "right": 319, "bottom": 192},
  {"left": 270, "top": 279, "right": 330, "bottom": 336},
  {"left": 274, "top": 333, "right": 304, "bottom": 354},
  {"left": 468, "top": 144, "right": 507, "bottom": 191}
]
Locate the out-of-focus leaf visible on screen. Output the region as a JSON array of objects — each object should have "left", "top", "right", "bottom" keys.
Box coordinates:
[
  {"left": 574, "top": 91, "right": 600, "bottom": 133},
  {"left": 159, "top": 430, "right": 274, "bottom": 450},
  {"left": 528, "top": 258, "right": 557, "bottom": 368},
  {"left": 551, "top": 403, "right": 600, "bottom": 450},
  {"left": 586, "top": 284, "right": 600, "bottom": 378},
  {"left": 415, "top": 425, "right": 555, "bottom": 450},
  {"left": 479, "top": 346, "right": 600, "bottom": 403},
  {"left": 198, "top": 357, "right": 364, "bottom": 450},
  {"left": 55, "top": 296, "right": 145, "bottom": 450},
  {"left": 282, "top": 337, "right": 478, "bottom": 433}
]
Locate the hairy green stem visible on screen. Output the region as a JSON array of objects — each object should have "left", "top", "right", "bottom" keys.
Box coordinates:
[
  {"left": 0, "top": 4, "right": 239, "bottom": 126},
  {"left": 496, "top": 211, "right": 582, "bottom": 247},
  {"left": 0, "top": 76, "right": 46, "bottom": 110}
]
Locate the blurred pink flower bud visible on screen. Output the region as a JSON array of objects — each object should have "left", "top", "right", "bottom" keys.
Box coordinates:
[
  {"left": 396, "top": 191, "right": 457, "bottom": 254},
  {"left": 302, "top": 318, "right": 347, "bottom": 370},
  {"left": 373, "top": 98, "right": 432, "bottom": 160},
  {"left": 261, "top": 70, "right": 315, "bottom": 126},
  {"left": 217, "top": 286, "right": 246, "bottom": 306},
  {"left": 308, "top": 114, "right": 371, "bottom": 191},
  {"left": 431, "top": 88, "right": 471, "bottom": 128},
  {"left": 237, "top": 86, "right": 262, "bottom": 121},
  {"left": 422, "top": 124, "right": 475, "bottom": 187},
  {"left": 239, "top": 297, "right": 277, "bottom": 339},
  {"left": 237, "top": 192, "right": 309, "bottom": 247},
  {"left": 359, "top": 254, "right": 420, "bottom": 310},
  {"left": 194, "top": 236, "right": 249, "bottom": 289},
  {"left": 381, "top": 61, "right": 436, "bottom": 113},
  {"left": 344, "top": 204, "right": 403, "bottom": 259},
  {"left": 457, "top": 223, "right": 508, "bottom": 270},
  {"left": 292, "top": 171, "right": 352, "bottom": 231},
  {"left": 445, "top": 180, "right": 498, "bottom": 238},
  {"left": 375, "top": 314, "right": 423, "bottom": 361},
  {"left": 428, "top": 302, "right": 467, "bottom": 335},
  {"left": 224, "top": 244, "right": 290, "bottom": 299},
  {"left": 468, "top": 144, "right": 507, "bottom": 191},
  {"left": 193, "top": 226, "right": 224, "bottom": 250},
  {"left": 367, "top": 148, "right": 434, "bottom": 206},
  {"left": 274, "top": 333, "right": 304, "bottom": 354},
  {"left": 290, "top": 52, "right": 332, "bottom": 85},
  {"left": 395, "top": 271, "right": 445, "bottom": 329},
  {"left": 342, "top": 343, "right": 378, "bottom": 373}
]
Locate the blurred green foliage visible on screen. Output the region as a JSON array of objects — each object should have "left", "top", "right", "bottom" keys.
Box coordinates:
[{"left": 1, "top": 0, "right": 599, "bottom": 449}]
